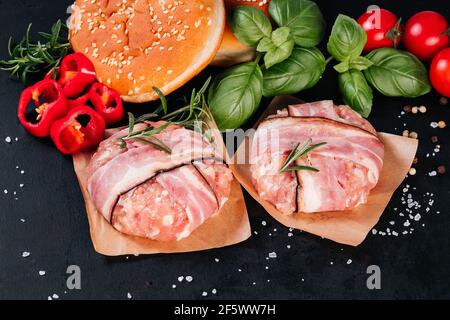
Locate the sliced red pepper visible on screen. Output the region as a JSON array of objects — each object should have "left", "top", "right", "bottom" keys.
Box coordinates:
[
  {"left": 50, "top": 106, "right": 105, "bottom": 155},
  {"left": 67, "top": 93, "right": 89, "bottom": 110},
  {"left": 17, "top": 79, "right": 67, "bottom": 137},
  {"left": 88, "top": 82, "right": 124, "bottom": 126},
  {"left": 58, "top": 53, "right": 96, "bottom": 99}
]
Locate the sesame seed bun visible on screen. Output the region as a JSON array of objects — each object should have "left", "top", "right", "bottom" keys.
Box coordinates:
[
  {"left": 211, "top": 0, "right": 270, "bottom": 67},
  {"left": 69, "top": 0, "right": 225, "bottom": 103}
]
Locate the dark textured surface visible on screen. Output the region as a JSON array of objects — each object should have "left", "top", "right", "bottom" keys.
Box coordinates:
[{"left": 0, "top": 0, "right": 449, "bottom": 300}]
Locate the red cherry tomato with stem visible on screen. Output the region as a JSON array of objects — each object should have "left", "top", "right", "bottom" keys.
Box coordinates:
[
  {"left": 403, "top": 11, "right": 450, "bottom": 62},
  {"left": 358, "top": 8, "right": 402, "bottom": 53}
]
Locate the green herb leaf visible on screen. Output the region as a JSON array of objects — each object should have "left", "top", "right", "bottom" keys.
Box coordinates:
[
  {"left": 327, "top": 14, "right": 367, "bottom": 62},
  {"left": 257, "top": 27, "right": 295, "bottom": 69},
  {"left": 208, "top": 62, "right": 263, "bottom": 131},
  {"left": 269, "top": 0, "right": 325, "bottom": 47},
  {"left": 334, "top": 56, "right": 373, "bottom": 73},
  {"left": 0, "top": 20, "right": 70, "bottom": 83},
  {"left": 230, "top": 6, "right": 272, "bottom": 47},
  {"left": 152, "top": 86, "right": 168, "bottom": 115},
  {"left": 263, "top": 47, "right": 326, "bottom": 97},
  {"left": 283, "top": 165, "right": 320, "bottom": 172},
  {"left": 279, "top": 139, "right": 327, "bottom": 173},
  {"left": 364, "top": 47, "right": 431, "bottom": 98},
  {"left": 338, "top": 70, "right": 373, "bottom": 118},
  {"left": 127, "top": 112, "right": 135, "bottom": 136}
]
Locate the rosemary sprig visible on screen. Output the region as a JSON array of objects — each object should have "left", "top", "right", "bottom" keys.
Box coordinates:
[
  {"left": 0, "top": 20, "right": 70, "bottom": 83},
  {"left": 118, "top": 113, "right": 172, "bottom": 154},
  {"left": 279, "top": 139, "right": 327, "bottom": 173},
  {"left": 118, "top": 78, "right": 213, "bottom": 151}
]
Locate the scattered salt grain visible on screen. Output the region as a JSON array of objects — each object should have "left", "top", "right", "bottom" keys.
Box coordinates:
[
  {"left": 430, "top": 122, "right": 439, "bottom": 128},
  {"left": 261, "top": 221, "right": 267, "bottom": 226},
  {"left": 127, "top": 292, "right": 132, "bottom": 299},
  {"left": 286, "top": 245, "right": 291, "bottom": 249},
  {"left": 346, "top": 259, "right": 352, "bottom": 265},
  {"left": 287, "top": 232, "right": 293, "bottom": 237},
  {"left": 52, "top": 294, "right": 59, "bottom": 299},
  {"left": 414, "top": 214, "right": 421, "bottom": 221},
  {"left": 185, "top": 276, "right": 193, "bottom": 282},
  {"left": 212, "top": 289, "right": 217, "bottom": 295},
  {"left": 22, "top": 251, "right": 30, "bottom": 258},
  {"left": 428, "top": 171, "right": 437, "bottom": 177},
  {"left": 4, "top": 136, "right": 11, "bottom": 143},
  {"left": 39, "top": 271, "right": 46, "bottom": 276},
  {"left": 172, "top": 284, "right": 176, "bottom": 289},
  {"left": 177, "top": 276, "right": 184, "bottom": 282},
  {"left": 214, "top": 258, "right": 219, "bottom": 263},
  {"left": 202, "top": 291, "right": 208, "bottom": 297},
  {"left": 268, "top": 252, "right": 277, "bottom": 259},
  {"left": 3, "top": 189, "right": 8, "bottom": 194}
]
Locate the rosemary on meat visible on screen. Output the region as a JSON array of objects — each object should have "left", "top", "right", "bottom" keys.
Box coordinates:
[
  {"left": 118, "top": 113, "right": 172, "bottom": 154},
  {"left": 279, "top": 139, "right": 327, "bottom": 173},
  {"left": 0, "top": 20, "right": 71, "bottom": 83},
  {"left": 118, "top": 78, "right": 213, "bottom": 152}
]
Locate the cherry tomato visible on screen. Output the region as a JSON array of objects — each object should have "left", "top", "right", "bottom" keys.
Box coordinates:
[
  {"left": 430, "top": 48, "right": 450, "bottom": 97},
  {"left": 403, "top": 11, "right": 450, "bottom": 62},
  {"left": 358, "top": 8, "right": 402, "bottom": 53}
]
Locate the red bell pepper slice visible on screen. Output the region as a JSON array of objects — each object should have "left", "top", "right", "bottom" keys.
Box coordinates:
[
  {"left": 50, "top": 106, "right": 105, "bottom": 155},
  {"left": 88, "top": 82, "right": 124, "bottom": 126},
  {"left": 17, "top": 79, "right": 67, "bottom": 137},
  {"left": 58, "top": 53, "right": 96, "bottom": 99},
  {"left": 67, "top": 93, "right": 89, "bottom": 110}
]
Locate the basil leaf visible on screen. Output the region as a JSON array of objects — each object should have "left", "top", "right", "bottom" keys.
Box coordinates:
[
  {"left": 334, "top": 56, "right": 373, "bottom": 73},
  {"left": 348, "top": 56, "right": 373, "bottom": 71},
  {"left": 208, "top": 62, "right": 263, "bottom": 131},
  {"left": 338, "top": 70, "right": 373, "bottom": 118},
  {"left": 263, "top": 47, "right": 326, "bottom": 97},
  {"left": 327, "top": 14, "right": 367, "bottom": 62},
  {"left": 257, "top": 27, "right": 295, "bottom": 69},
  {"left": 269, "top": 0, "right": 325, "bottom": 47},
  {"left": 364, "top": 48, "right": 431, "bottom": 97},
  {"left": 230, "top": 6, "right": 272, "bottom": 47}
]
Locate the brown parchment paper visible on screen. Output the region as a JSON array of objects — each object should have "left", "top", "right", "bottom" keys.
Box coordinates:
[
  {"left": 230, "top": 96, "right": 418, "bottom": 247},
  {"left": 72, "top": 117, "right": 251, "bottom": 256}
]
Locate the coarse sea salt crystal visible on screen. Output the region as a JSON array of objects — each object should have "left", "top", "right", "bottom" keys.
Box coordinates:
[
  {"left": 429, "top": 171, "right": 437, "bottom": 177},
  {"left": 346, "top": 259, "right": 352, "bottom": 265},
  {"left": 261, "top": 221, "right": 267, "bottom": 226},
  {"left": 185, "top": 276, "right": 193, "bottom": 282},
  {"left": 22, "top": 251, "right": 30, "bottom": 258},
  {"left": 430, "top": 122, "right": 439, "bottom": 128},
  {"left": 127, "top": 292, "right": 132, "bottom": 299},
  {"left": 177, "top": 276, "right": 184, "bottom": 282},
  {"left": 212, "top": 289, "right": 217, "bottom": 295},
  {"left": 39, "top": 271, "right": 46, "bottom": 276},
  {"left": 5, "top": 136, "right": 11, "bottom": 143},
  {"left": 202, "top": 291, "right": 208, "bottom": 297},
  {"left": 268, "top": 252, "right": 277, "bottom": 258}
]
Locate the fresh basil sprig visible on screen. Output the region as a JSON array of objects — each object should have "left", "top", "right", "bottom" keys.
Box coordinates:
[
  {"left": 208, "top": 62, "right": 263, "bottom": 131},
  {"left": 364, "top": 48, "right": 431, "bottom": 98},
  {"left": 263, "top": 47, "right": 326, "bottom": 97},
  {"left": 327, "top": 14, "right": 367, "bottom": 63},
  {"left": 257, "top": 27, "right": 295, "bottom": 69},
  {"left": 338, "top": 70, "right": 373, "bottom": 118},
  {"left": 230, "top": 6, "right": 272, "bottom": 47},
  {"left": 269, "top": 0, "right": 326, "bottom": 48}
]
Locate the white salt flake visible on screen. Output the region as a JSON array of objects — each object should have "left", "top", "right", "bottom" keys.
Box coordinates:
[
  {"left": 39, "top": 271, "right": 46, "bottom": 276},
  {"left": 214, "top": 258, "right": 219, "bottom": 263},
  {"left": 287, "top": 232, "right": 293, "bottom": 237},
  {"left": 268, "top": 252, "right": 277, "bottom": 258},
  {"left": 172, "top": 284, "right": 176, "bottom": 289},
  {"left": 127, "top": 292, "right": 132, "bottom": 299},
  {"left": 261, "top": 221, "right": 267, "bottom": 226},
  {"left": 4, "top": 136, "right": 11, "bottom": 143},
  {"left": 52, "top": 294, "right": 59, "bottom": 299},
  {"left": 185, "top": 276, "right": 193, "bottom": 282},
  {"left": 202, "top": 291, "right": 208, "bottom": 297},
  {"left": 414, "top": 214, "right": 421, "bottom": 221},
  {"left": 22, "top": 251, "right": 30, "bottom": 258},
  {"left": 3, "top": 189, "right": 8, "bottom": 194},
  {"left": 346, "top": 259, "right": 352, "bottom": 265},
  {"left": 177, "top": 276, "right": 184, "bottom": 282},
  {"left": 212, "top": 289, "right": 217, "bottom": 295}
]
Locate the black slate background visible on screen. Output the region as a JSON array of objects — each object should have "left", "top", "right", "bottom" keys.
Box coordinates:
[{"left": 0, "top": 0, "right": 449, "bottom": 300}]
